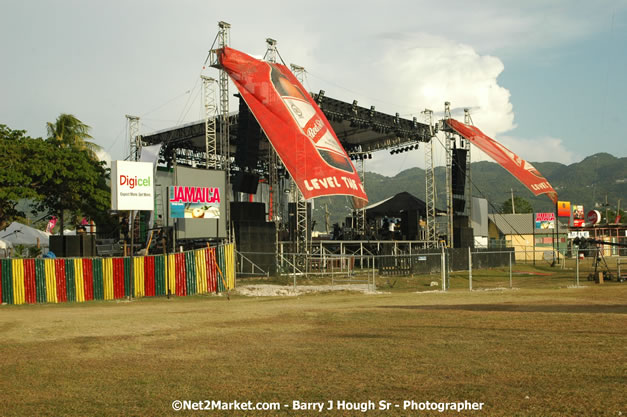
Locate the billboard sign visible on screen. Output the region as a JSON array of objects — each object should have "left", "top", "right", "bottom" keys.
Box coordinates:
[
  {"left": 573, "top": 205, "right": 585, "bottom": 227},
  {"left": 169, "top": 186, "right": 221, "bottom": 219},
  {"left": 535, "top": 212, "right": 555, "bottom": 230},
  {"left": 217, "top": 47, "right": 367, "bottom": 205},
  {"left": 111, "top": 160, "right": 154, "bottom": 211},
  {"left": 557, "top": 201, "right": 571, "bottom": 217}
]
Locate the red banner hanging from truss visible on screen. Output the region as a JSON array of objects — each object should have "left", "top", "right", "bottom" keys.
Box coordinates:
[
  {"left": 218, "top": 47, "right": 367, "bottom": 204},
  {"left": 446, "top": 119, "right": 558, "bottom": 203}
]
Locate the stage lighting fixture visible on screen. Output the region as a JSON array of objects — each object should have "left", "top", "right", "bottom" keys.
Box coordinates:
[
  {"left": 368, "top": 154, "right": 372, "bottom": 159},
  {"left": 390, "top": 150, "right": 395, "bottom": 155}
]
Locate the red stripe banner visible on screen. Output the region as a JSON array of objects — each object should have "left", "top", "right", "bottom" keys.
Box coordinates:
[
  {"left": 218, "top": 47, "right": 368, "bottom": 205},
  {"left": 446, "top": 119, "right": 558, "bottom": 203}
]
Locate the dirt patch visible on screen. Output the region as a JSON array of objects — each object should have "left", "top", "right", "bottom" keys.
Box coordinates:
[{"left": 233, "top": 284, "right": 382, "bottom": 297}]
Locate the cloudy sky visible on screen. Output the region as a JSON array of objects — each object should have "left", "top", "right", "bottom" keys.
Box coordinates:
[{"left": 2, "top": 0, "right": 625, "bottom": 176}]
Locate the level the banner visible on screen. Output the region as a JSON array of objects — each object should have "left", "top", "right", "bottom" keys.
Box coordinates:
[{"left": 217, "top": 47, "right": 367, "bottom": 204}]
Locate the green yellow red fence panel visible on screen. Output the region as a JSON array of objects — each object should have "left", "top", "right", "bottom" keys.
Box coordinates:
[
  {"left": 35, "top": 259, "right": 46, "bottom": 303},
  {"left": 195, "top": 249, "right": 207, "bottom": 294},
  {"left": 92, "top": 258, "right": 103, "bottom": 301},
  {"left": 11, "top": 259, "right": 25, "bottom": 305},
  {"left": 185, "top": 251, "right": 196, "bottom": 295},
  {"left": 133, "top": 256, "right": 145, "bottom": 298},
  {"left": 112, "top": 258, "right": 124, "bottom": 299},
  {"left": 124, "top": 257, "right": 132, "bottom": 298},
  {"left": 44, "top": 259, "right": 57, "bottom": 303},
  {"left": 143, "top": 256, "right": 155, "bottom": 297},
  {"left": 73, "top": 258, "right": 85, "bottom": 303},
  {"left": 1, "top": 244, "right": 235, "bottom": 305},
  {"left": 23, "top": 259, "right": 36, "bottom": 304},
  {"left": 174, "top": 253, "right": 186, "bottom": 296},
  {"left": 167, "top": 254, "right": 176, "bottom": 296},
  {"left": 65, "top": 259, "right": 76, "bottom": 302},
  {"left": 54, "top": 259, "right": 67, "bottom": 303},
  {"left": 2, "top": 260, "right": 13, "bottom": 304},
  {"left": 225, "top": 243, "right": 235, "bottom": 290},
  {"left": 154, "top": 255, "right": 165, "bottom": 296},
  {"left": 82, "top": 259, "right": 93, "bottom": 301},
  {"left": 103, "top": 258, "right": 114, "bottom": 300},
  {"left": 206, "top": 248, "right": 217, "bottom": 293}
]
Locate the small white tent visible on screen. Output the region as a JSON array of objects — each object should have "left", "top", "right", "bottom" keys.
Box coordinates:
[{"left": 0, "top": 222, "right": 50, "bottom": 247}]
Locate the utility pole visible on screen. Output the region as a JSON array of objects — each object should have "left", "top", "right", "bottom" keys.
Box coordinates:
[{"left": 511, "top": 189, "right": 516, "bottom": 214}]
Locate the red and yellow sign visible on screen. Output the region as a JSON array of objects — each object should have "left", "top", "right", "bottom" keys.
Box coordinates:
[{"left": 557, "top": 201, "right": 571, "bottom": 217}]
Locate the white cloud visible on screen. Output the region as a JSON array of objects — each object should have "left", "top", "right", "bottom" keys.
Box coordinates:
[{"left": 496, "top": 135, "right": 578, "bottom": 165}]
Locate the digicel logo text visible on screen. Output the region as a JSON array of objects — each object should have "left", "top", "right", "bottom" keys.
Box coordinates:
[{"left": 119, "top": 175, "right": 151, "bottom": 189}]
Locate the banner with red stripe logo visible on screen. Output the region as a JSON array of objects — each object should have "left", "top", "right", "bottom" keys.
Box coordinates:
[
  {"left": 446, "top": 119, "right": 557, "bottom": 203},
  {"left": 218, "top": 47, "right": 367, "bottom": 204}
]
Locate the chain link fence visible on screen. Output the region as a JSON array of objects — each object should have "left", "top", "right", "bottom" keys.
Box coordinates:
[{"left": 236, "top": 247, "right": 627, "bottom": 291}]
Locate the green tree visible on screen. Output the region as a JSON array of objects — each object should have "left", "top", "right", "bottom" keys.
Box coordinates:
[
  {"left": 0, "top": 125, "right": 51, "bottom": 230},
  {"left": 46, "top": 114, "right": 102, "bottom": 160},
  {"left": 31, "top": 145, "right": 110, "bottom": 235},
  {"left": 501, "top": 195, "right": 534, "bottom": 214}
]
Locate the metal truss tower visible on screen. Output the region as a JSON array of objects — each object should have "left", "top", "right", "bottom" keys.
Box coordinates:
[
  {"left": 463, "top": 108, "right": 473, "bottom": 225},
  {"left": 126, "top": 115, "right": 141, "bottom": 161},
  {"left": 444, "top": 102, "right": 454, "bottom": 248},
  {"left": 422, "top": 109, "right": 437, "bottom": 246},
  {"left": 263, "top": 39, "right": 286, "bottom": 265},
  {"left": 217, "top": 21, "right": 231, "bottom": 242},
  {"left": 201, "top": 76, "right": 218, "bottom": 169},
  {"left": 289, "top": 62, "right": 310, "bottom": 261}
]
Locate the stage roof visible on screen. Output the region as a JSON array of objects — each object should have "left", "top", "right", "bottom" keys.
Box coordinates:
[{"left": 141, "top": 93, "right": 433, "bottom": 158}]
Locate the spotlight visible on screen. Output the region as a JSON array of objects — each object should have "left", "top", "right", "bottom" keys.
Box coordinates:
[{"left": 368, "top": 154, "right": 372, "bottom": 159}]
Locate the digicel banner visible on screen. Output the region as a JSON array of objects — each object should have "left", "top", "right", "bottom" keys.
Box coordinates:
[
  {"left": 111, "top": 160, "right": 154, "bottom": 211},
  {"left": 217, "top": 47, "right": 368, "bottom": 205},
  {"left": 446, "top": 119, "right": 558, "bottom": 204}
]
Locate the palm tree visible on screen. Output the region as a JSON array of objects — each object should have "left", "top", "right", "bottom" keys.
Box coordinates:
[{"left": 46, "top": 114, "right": 102, "bottom": 159}]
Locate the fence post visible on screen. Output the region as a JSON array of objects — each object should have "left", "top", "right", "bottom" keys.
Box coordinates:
[
  {"left": 509, "top": 251, "right": 513, "bottom": 289},
  {"left": 468, "top": 246, "right": 473, "bottom": 291},
  {"left": 441, "top": 246, "right": 446, "bottom": 291},
  {"left": 576, "top": 248, "right": 579, "bottom": 286},
  {"left": 292, "top": 253, "right": 296, "bottom": 289}
]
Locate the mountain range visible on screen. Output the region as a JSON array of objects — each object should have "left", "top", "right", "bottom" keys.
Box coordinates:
[{"left": 312, "top": 152, "right": 627, "bottom": 231}]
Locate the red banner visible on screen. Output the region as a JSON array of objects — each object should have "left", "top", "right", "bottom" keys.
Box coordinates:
[
  {"left": 218, "top": 47, "right": 367, "bottom": 204},
  {"left": 446, "top": 119, "right": 557, "bottom": 203}
]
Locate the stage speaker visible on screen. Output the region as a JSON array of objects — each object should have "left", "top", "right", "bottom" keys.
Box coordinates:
[
  {"left": 452, "top": 148, "right": 467, "bottom": 196},
  {"left": 453, "top": 197, "right": 466, "bottom": 213},
  {"left": 232, "top": 171, "right": 259, "bottom": 194},
  {"left": 80, "top": 235, "right": 96, "bottom": 257},
  {"left": 401, "top": 210, "right": 420, "bottom": 240},
  {"left": 230, "top": 202, "right": 266, "bottom": 223},
  {"left": 49, "top": 236, "right": 64, "bottom": 257},
  {"left": 235, "top": 96, "right": 262, "bottom": 171},
  {"left": 64, "top": 235, "right": 81, "bottom": 257}
]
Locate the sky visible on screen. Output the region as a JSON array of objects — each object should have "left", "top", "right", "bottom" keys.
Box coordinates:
[{"left": 1, "top": 0, "right": 626, "bottom": 177}]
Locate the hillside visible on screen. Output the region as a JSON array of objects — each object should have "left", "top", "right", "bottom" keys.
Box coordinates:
[{"left": 312, "top": 153, "right": 627, "bottom": 231}]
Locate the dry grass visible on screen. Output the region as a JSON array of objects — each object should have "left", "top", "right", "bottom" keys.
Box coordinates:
[{"left": 0, "top": 279, "right": 625, "bottom": 416}]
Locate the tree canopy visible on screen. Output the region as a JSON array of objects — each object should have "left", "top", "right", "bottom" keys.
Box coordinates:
[
  {"left": 501, "top": 195, "right": 534, "bottom": 214},
  {"left": 46, "top": 113, "right": 102, "bottom": 160},
  {"left": 0, "top": 122, "right": 110, "bottom": 233}
]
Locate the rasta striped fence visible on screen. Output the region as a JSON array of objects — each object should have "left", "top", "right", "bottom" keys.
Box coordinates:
[{"left": 0, "top": 243, "right": 235, "bottom": 306}]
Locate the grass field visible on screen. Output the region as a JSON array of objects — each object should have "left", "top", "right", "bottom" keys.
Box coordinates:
[{"left": 0, "top": 271, "right": 625, "bottom": 416}]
